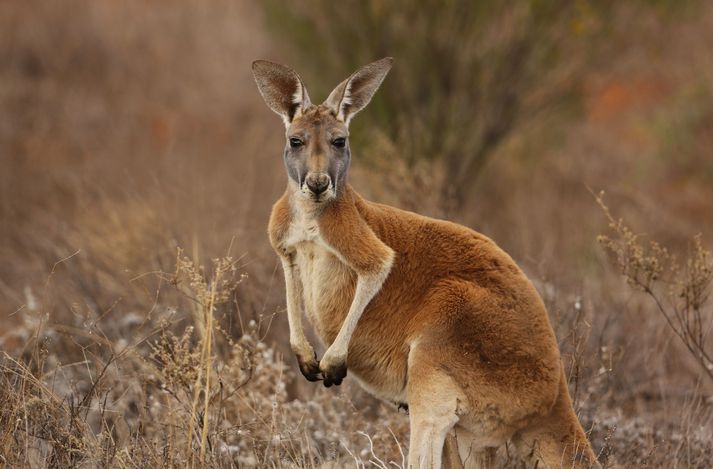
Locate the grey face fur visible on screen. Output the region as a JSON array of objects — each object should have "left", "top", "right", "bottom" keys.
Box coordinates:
[
  {"left": 282, "top": 105, "right": 350, "bottom": 203},
  {"left": 252, "top": 58, "right": 393, "bottom": 203}
]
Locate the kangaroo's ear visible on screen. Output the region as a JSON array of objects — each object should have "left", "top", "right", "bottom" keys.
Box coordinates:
[
  {"left": 252, "top": 60, "right": 312, "bottom": 127},
  {"left": 323, "top": 57, "right": 392, "bottom": 126}
]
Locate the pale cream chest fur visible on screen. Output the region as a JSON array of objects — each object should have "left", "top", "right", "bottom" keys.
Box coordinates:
[{"left": 283, "top": 208, "right": 355, "bottom": 342}]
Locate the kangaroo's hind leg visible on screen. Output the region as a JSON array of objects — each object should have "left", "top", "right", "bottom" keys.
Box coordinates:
[
  {"left": 511, "top": 370, "right": 600, "bottom": 468},
  {"left": 443, "top": 430, "right": 496, "bottom": 469},
  {"left": 448, "top": 426, "right": 497, "bottom": 469},
  {"left": 407, "top": 343, "right": 467, "bottom": 469},
  {"left": 443, "top": 433, "right": 464, "bottom": 469}
]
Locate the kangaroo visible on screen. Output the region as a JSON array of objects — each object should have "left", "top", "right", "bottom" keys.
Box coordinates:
[{"left": 252, "top": 57, "right": 599, "bottom": 469}]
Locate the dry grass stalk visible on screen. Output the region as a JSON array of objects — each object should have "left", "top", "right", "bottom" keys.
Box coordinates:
[{"left": 171, "top": 249, "right": 244, "bottom": 466}]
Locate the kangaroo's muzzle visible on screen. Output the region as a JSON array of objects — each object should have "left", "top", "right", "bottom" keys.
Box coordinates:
[{"left": 304, "top": 172, "right": 331, "bottom": 196}]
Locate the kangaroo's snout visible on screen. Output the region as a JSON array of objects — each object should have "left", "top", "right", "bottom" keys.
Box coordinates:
[{"left": 305, "top": 173, "right": 331, "bottom": 196}]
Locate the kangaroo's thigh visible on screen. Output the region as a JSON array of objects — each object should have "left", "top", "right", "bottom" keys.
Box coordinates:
[{"left": 414, "top": 280, "right": 561, "bottom": 423}]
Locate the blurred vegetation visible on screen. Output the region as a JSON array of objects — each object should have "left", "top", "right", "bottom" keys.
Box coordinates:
[{"left": 263, "top": 0, "right": 691, "bottom": 210}]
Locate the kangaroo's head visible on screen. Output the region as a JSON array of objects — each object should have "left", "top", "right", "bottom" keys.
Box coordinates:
[{"left": 252, "top": 58, "right": 392, "bottom": 204}]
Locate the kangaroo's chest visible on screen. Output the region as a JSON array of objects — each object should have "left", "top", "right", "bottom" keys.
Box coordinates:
[
  {"left": 285, "top": 216, "right": 356, "bottom": 342},
  {"left": 295, "top": 243, "right": 354, "bottom": 333},
  {"left": 282, "top": 207, "right": 408, "bottom": 404}
]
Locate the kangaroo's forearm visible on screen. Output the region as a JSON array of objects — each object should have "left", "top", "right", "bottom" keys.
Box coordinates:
[
  {"left": 281, "top": 257, "right": 312, "bottom": 356},
  {"left": 324, "top": 257, "right": 393, "bottom": 359},
  {"left": 317, "top": 208, "right": 395, "bottom": 364}
]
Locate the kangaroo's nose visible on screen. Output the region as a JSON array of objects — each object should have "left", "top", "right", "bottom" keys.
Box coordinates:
[{"left": 305, "top": 173, "right": 330, "bottom": 195}]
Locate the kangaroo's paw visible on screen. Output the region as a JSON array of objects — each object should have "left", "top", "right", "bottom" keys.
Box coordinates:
[
  {"left": 295, "top": 351, "right": 321, "bottom": 382},
  {"left": 319, "top": 351, "right": 347, "bottom": 387}
]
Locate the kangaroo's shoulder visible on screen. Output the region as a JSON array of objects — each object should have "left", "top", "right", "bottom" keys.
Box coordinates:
[
  {"left": 314, "top": 187, "right": 394, "bottom": 274},
  {"left": 350, "top": 189, "right": 497, "bottom": 249},
  {"left": 347, "top": 189, "right": 526, "bottom": 280},
  {"left": 268, "top": 191, "right": 292, "bottom": 254}
]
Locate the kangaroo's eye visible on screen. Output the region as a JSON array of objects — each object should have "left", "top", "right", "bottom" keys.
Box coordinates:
[
  {"left": 289, "top": 137, "right": 303, "bottom": 148},
  {"left": 332, "top": 137, "right": 346, "bottom": 148}
]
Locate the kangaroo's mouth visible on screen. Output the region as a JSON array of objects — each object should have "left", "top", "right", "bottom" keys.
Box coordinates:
[
  {"left": 310, "top": 193, "right": 332, "bottom": 204},
  {"left": 299, "top": 184, "right": 335, "bottom": 204}
]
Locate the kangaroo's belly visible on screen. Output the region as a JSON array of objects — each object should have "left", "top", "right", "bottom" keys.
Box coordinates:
[{"left": 294, "top": 241, "right": 409, "bottom": 403}]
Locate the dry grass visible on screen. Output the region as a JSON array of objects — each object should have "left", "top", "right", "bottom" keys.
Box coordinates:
[
  {"left": 2, "top": 244, "right": 711, "bottom": 467},
  {"left": 2, "top": 0, "right": 713, "bottom": 467},
  {"left": 0, "top": 253, "right": 412, "bottom": 467}
]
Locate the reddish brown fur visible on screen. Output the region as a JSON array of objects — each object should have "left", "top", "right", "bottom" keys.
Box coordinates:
[
  {"left": 269, "top": 181, "right": 598, "bottom": 467},
  {"left": 258, "top": 60, "right": 598, "bottom": 468}
]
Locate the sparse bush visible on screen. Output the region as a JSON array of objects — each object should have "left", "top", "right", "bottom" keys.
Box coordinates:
[{"left": 597, "top": 192, "right": 713, "bottom": 382}]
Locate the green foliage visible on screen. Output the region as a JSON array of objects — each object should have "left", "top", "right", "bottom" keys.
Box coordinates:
[{"left": 655, "top": 81, "right": 713, "bottom": 183}]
